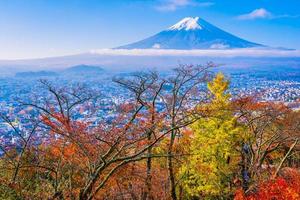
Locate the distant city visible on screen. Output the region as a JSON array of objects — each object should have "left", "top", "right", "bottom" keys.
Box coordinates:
[{"left": 1, "top": 64, "right": 300, "bottom": 149}]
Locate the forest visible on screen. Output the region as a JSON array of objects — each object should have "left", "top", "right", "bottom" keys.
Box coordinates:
[{"left": 0, "top": 64, "right": 299, "bottom": 200}]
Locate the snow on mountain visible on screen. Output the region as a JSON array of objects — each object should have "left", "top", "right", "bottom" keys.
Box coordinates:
[
  {"left": 117, "top": 17, "right": 264, "bottom": 50},
  {"left": 168, "top": 17, "right": 202, "bottom": 31}
]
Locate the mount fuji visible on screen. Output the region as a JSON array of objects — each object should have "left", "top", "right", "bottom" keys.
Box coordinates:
[
  {"left": 117, "top": 17, "right": 265, "bottom": 50},
  {"left": 1, "top": 16, "right": 299, "bottom": 74}
]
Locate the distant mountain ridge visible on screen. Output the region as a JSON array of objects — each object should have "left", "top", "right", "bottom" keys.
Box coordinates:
[
  {"left": 117, "top": 17, "right": 264, "bottom": 50},
  {"left": 63, "top": 64, "right": 103, "bottom": 73},
  {"left": 15, "top": 71, "right": 58, "bottom": 77},
  {"left": 62, "top": 64, "right": 104, "bottom": 75},
  {"left": 13, "top": 65, "right": 104, "bottom": 78}
]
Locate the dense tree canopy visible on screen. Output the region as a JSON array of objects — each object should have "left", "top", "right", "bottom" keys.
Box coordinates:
[{"left": 180, "top": 73, "right": 242, "bottom": 199}]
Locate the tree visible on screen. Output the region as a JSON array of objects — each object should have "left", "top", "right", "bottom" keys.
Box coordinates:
[
  {"left": 180, "top": 73, "right": 242, "bottom": 199},
  {"left": 235, "top": 167, "right": 300, "bottom": 200},
  {"left": 114, "top": 64, "right": 213, "bottom": 199},
  {"left": 0, "top": 106, "right": 42, "bottom": 199},
  {"left": 233, "top": 96, "right": 299, "bottom": 192},
  {"left": 31, "top": 80, "right": 173, "bottom": 200},
  {"left": 114, "top": 71, "right": 166, "bottom": 200},
  {"left": 161, "top": 64, "right": 213, "bottom": 200}
]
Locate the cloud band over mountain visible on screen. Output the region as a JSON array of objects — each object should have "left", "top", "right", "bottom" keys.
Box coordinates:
[{"left": 89, "top": 48, "right": 300, "bottom": 58}]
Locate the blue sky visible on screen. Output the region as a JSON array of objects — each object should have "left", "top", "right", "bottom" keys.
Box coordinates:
[{"left": 0, "top": 0, "right": 299, "bottom": 59}]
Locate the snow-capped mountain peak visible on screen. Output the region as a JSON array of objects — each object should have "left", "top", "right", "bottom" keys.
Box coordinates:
[
  {"left": 116, "top": 17, "right": 265, "bottom": 50},
  {"left": 168, "top": 17, "right": 202, "bottom": 31}
]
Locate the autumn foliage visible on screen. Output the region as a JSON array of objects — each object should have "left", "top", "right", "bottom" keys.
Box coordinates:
[
  {"left": 0, "top": 66, "right": 299, "bottom": 200},
  {"left": 235, "top": 168, "right": 300, "bottom": 200}
]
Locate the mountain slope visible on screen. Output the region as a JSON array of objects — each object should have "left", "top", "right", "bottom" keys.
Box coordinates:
[{"left": 117, "top": 17, "right": 264, "bottom": 50}]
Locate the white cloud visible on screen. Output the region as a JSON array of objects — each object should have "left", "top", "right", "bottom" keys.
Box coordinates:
[
  {"left": 152, "top": 43, "right": 161, "bottom": 49},
  {"left": 89, "top": 48, "right": 300, "bottom": 58},
  {"left": 238, "top": 8, "right": 300, "bottom": 20},
  {"left": 238, "top": 8, "right": 272, "bottom": 20},
  {"left": 156, "top": 0, "right": 214, "bottom": 11}
]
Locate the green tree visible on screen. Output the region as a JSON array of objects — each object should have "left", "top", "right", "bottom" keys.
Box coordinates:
[{"left": 180, "top": 73, "right": 242, "bottom": 199}]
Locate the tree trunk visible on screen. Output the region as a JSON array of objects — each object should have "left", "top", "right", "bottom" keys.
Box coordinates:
[
  {"left": 168, "top": 128, "right": 177, "bottom": 200},
  {"left": 142, "top": 146, "right": 153, "bottom": 200},
  {"left": 241, "top": 143, "right": 250, "bottom": 192},
  {"left": 142, "top": 108, "right": 155, "bottom": 200}
]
